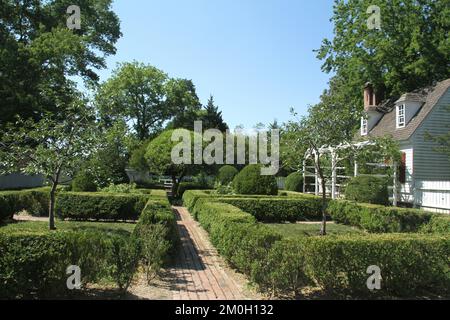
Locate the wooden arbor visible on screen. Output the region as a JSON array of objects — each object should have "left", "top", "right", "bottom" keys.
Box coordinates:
[{"left": 302, "top": 141, "right": 399, "bottom": 206}]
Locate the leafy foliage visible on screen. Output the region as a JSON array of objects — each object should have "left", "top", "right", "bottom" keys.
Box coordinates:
[
  {"left": 72, "top": 170, "right": 98, "bottom": 192},
  {"left": 216, "top": 165, "right": 239, "bottom": 185},
  {"left": 284, "top": 172, "right": 303, "bottom": 192},
  {"left": 344, "top": 175, "right": 389, "bottom": 205},
  {"left": 96, "top": 62, "right": 200, "bottom": 140},
  {"left": 232, "top": 164, "right": 278, "bottom": 195},
  {"left": 317, "top": 0, "right": 450, "bottom": 110},
  {"left": 0, "top": 0, "right": 121, "bottom": 129}
]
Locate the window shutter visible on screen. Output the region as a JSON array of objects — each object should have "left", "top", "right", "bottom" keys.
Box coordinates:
[{"left": 399, "top": 152, "right": 406, "bottom": 184}]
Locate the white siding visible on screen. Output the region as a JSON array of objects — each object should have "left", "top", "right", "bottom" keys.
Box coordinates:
[
  {"left": 410, "top": 88, "right": 450, "bottom": 213},
  {"left": 399, "top": 145, "right": 414, "bottom": 203},
  {"left": 412, "top": 88, "right": 450, "bottom": 181},
  {"left": 414, "top": 181, "right": 450, "bottom": 213}
]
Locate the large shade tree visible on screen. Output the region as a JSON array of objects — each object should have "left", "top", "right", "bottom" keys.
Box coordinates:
[
  {"left": 316, "top": 0, "right": 450, "bottom": 117},
  {"left": 96, "top": 62, "right": 201, "bottom": 140},
  {"left": 0, "top": 99, "right": 98, "bottom": 230},
  {"left": 0, "top": 0, "right": 121, "bottom": 129}
]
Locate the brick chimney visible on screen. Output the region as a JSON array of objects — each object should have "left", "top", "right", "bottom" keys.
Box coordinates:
[
  {"left": 361, "top": 82, "right": 383, "bottom": 136},
  {"left": 364, "top": 82, "right": 378, "bottom": 111}
]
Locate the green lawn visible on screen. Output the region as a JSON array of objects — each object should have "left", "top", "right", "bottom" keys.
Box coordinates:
[
  {"left": 267, "top": 222, "right": 364, "bottom": 237},
  {"left": 0, "top": 220, "right": 135, "bottom": 236}
]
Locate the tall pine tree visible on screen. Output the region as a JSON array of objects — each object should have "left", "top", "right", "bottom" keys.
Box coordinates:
[{"left": 201, "top": 95, "right": 228, "bottom": 132}]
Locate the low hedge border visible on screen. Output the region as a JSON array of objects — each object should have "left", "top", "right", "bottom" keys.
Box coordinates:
[
  {"left": 182, "top": 190, "right": 319, "bottom": 214},
  {"left": 219, "top": 197, "right": 324, "bottom": 222},
  {"left": 0, "top": 188, "right": 50, "bottom": 222},
  {"left": 257, "top": 234, "right": 450, "bottom": 297},
  {"left": 327, "top": 200, "right": 435, "bottom": 233},
  {"left": 184, "top": 190, "right": 448, "bottom": 233},
  {"left": 0, "top": 194, "right": 178, "bottom": 299},
  {"left": 190, "top": 193, "right": 450, "bottom": 297},
  {"left": 56, "top": 192, "right": 149, "bottom": 221}
]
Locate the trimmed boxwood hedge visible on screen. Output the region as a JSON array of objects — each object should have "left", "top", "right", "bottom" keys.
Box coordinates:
[
  {"left": 190, "top": 194, "right": 450, "bottom": 297},
  {"left": 420, "top": 215, "right": 450, "bottom": 234},
  {"left": 256, "top": 234, "right": 450, "bottom": 297},
  {"left": 135, "top": 198, "right": 179, "bottom": 255},
  {"left": 220, "top": 197, "right": 324, "bottom": 222},
  {"left": 56, "top": 192, "right": 148, "bottom": 221},
  {"left": 0, "top": 194, "right": 178, "bottom": 299},
  {"left": 216, "top": 165, "right": 239, "bottom": 185},
  {"left": 0, "top": 230, "right": 122, "bottom": 299},
  {"left": 232, "top": 164, "right": 278, "bottom": 195},
  {"left": 344, "top": 175, "right": 389, "bottom": 205},
  {"left": 327, "top": 200, "right": 433, "bottom": 233},
  {"left": 0, "top": 188, "right": 50, "bottom": 222},
  {"left": 284, "top": 172, "right": 303, "bottom": 192},
  {"left": 191, "top": 199, "right": 281, "bottom": 275},
  {"left": 176, "top": 182, "right": 209, "bottom": 198}
]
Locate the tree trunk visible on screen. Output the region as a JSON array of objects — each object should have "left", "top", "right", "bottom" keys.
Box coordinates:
[
  {"left": 320, "top": 174, "right": 327, "bottom": 236},
  {"left": 171, "top": 175, "right": 178, "bottom": 196},
  {"left": 49, "top": 182, "right": 57, "bottom": 230}
]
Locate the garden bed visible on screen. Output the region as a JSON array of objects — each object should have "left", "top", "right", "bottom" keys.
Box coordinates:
[{"left": 184, "top": 190, "right": 450, "bottom": 299}]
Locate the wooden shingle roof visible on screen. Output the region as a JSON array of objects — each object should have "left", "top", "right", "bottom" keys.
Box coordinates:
[{"left": 360, "top": 79, "right": 450, "bottom": 141}]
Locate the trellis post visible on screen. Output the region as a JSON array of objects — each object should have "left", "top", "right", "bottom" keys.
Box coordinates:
[
  {"left": 314, "top": 152, "right": 319, "bottom": 196},
  {"left": 331, "top": 150, "right": 337, "bottom": 199},
  {"left": 302, "top": 159, "right": 306, "bottom": 194},
  {"left": 393, "top": 161, "right": 398, "bottom": 206}
]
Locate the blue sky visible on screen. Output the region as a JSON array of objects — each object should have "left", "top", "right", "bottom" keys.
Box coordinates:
[{"left": 96, "top": 0, "right": 335, "bottom": 130}]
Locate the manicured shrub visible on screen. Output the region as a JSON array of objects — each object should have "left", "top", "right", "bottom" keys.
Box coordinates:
[
  {"left": 191, "top": 199, "right": 281, "bottom": 277},
  {"left": 0, "top": 189, "right": 49, "bottom": 221},
  {"left": 232, "top": 164, "right": 278, "bottom": 195},
  {"left": 344, "top": 175, "right": 389, "bottom": 205},
  {"left": 56, "top": 193, "right": 148, "bottom": 221},
  {"left": 299, "top": 234, "right": 450, "bottom": 297},
  {"left": 420, "top": 215, "right": 450, "bottom": 234},
  {"left": 328, "top": 200, "right": 432, "bottom": 233},
  {"left": 220, "top": 197, "right": 324, "bottom": 222},
  {"left": 108, "top": 234, "right": 141, "bottom": 293},
  {"left": 284, "top": 172, "right": 303, "bottom": 192},
  {"left": 135, "top": 199, "right": 178, "bottom": 254},
  {"left": 176, "top": 182, "right": 209, "bottom": 198},
  {"left": 100, "top": 183, "right": 139, "bottom": 194},
  {"left": 253, "top": 238, "right": 309, "bottom": 297},
  {"left": 189, "top": 194, "right": 450, "bottom": 298},
  {"left": 72, "top": 170, "right": 97, "bottom": 192},
  {"left": 0, "top": 230, "right": 121, "bottom": 299},
  {"left": 216, "top": 165, "right": 239, "bottom": 185}
]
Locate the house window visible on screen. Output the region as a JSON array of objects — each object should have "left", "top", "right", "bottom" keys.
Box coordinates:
[
  {"left": 397, "top": 104, "right": 405, "bottom": 128},
  {"left": 361, "top": 117, "right": 368, "bottom": 136}
]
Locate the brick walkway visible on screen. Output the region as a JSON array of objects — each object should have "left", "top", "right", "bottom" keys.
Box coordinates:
[{"left": 169, "top": 207, "right": 254, "bottom": 300}]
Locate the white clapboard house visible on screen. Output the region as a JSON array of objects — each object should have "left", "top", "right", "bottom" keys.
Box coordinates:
[{"left": 359, "top": 79, "right": 450, "bottom": 213}]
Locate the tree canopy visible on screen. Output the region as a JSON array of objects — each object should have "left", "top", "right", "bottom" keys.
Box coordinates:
[
  {"left": 316, "top": 0, "right": 450, "bottom": 117},
  {"left": 0, "top": 0, "right": 121, "bottom": 129},
  {"left": 96, "top": 62, "right": 201, "bottom": 140}
]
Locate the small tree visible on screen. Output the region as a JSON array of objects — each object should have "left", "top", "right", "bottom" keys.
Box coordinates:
[
  {"left": 0, "top": 101, "right": 97, "bottom": 230},
  {"left": 145, "top": 129, "right": 201, "bottom": 193},
  {"left": 285, "top": 101, "right": 359, "bottom": 235}
]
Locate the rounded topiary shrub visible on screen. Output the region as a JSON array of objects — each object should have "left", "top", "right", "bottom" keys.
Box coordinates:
[
  {"left": 344, "top": 175, "right": 389, "bottom": 205},
  {"left": 72, "top": 170, "right": 97, "bottom": 192},
  {"left": 284, "top": 172, "right": 303, "bottom": 192},
  {"left": 216, "top": 165, "right": 239, "bottom": 185},
  {"left": 232, "top": 164, "right": 278, "bottom": 195}
]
